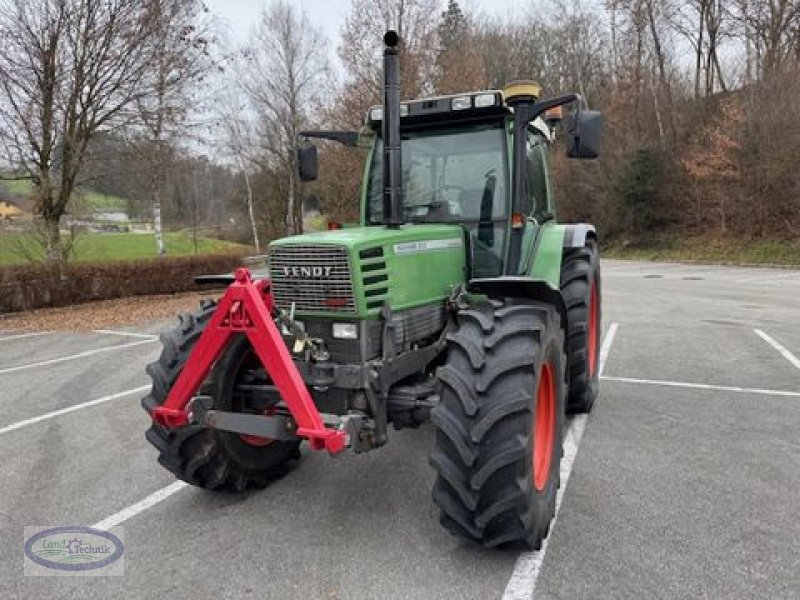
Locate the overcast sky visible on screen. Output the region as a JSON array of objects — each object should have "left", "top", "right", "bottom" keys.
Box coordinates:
[{"left": 205, "top": 0, "right": 527, "bottom": 62}]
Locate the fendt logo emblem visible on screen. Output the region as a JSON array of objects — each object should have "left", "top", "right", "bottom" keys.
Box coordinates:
[{"left": 282, "top": 265, "right": 333, "bottom": 278}]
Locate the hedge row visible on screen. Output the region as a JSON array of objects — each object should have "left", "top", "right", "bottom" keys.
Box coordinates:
[{"left": 0, "top": 254, "right": 245, "bottom": 313}]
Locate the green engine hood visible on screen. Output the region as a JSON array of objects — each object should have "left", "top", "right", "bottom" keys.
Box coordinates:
[{"left": 269, "top": 224, "right": 466, "bottom": 318}]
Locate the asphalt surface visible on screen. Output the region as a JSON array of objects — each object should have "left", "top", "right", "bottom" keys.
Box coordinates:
[{"left": 1, "top": 260, "right": 799, "bottom": 599}]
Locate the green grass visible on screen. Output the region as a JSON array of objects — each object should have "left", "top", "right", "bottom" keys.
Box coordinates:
[
  {"left": 603, "top": 235, "right": 800, "bottom": 267},
  {"left": 0, "top": 231, "right": 251, "bottom": 265},
  {"left": 0, "top": 179, "right": 127, "bottom": 211},
  {"left": 0, "top": 179, "right": 33, "bottom": 196},
  {"left": 80, "top": 191, "right": 127, "bottom": 211}
]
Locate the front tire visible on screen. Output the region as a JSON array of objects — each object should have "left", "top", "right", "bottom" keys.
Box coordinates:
[
  {"left": 430, "top": 301, "right": 566, "bottom": 550},
  {"left": 142, "top": 302, "right": 301, "bottom": 491}
]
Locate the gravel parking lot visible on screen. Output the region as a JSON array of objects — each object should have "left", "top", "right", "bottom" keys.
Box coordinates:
[{"left": 1, "top": 260, "right": 798, "bottom": 599}]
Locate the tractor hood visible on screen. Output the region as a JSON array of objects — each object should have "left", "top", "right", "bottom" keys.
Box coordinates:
[
  {"left": 268, "top": 224, "right": 466, "bottom": 317},
  {"left": 269, "top": 223, "right": 463, "bottom": 248}
]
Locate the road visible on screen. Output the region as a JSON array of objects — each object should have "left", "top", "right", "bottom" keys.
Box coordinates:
[{"left": 1, "top": 260, "right": 799, "bottom": 599}]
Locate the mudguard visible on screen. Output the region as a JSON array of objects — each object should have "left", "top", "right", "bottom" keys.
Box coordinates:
[
  {"left": 562, "top": 223, "right": 597, "bottom": 249},
  {"left": 467, "top": 276, "right": 568, "bottom": 344}
]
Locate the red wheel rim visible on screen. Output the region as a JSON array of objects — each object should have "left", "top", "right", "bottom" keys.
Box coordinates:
[
  {"left": 533, "top": 362, "right": 556, "bottom": 492},
  {"left": 588, "top": 280, "right": 599, "bottom": 377},
  {"left": 239, "top": 434, "right": 273, "bottom": 447},
  {"left": 239, "top": 406, "right": 276, "bottom": 447}
]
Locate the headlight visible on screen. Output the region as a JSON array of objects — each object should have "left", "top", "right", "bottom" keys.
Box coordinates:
[
  {"left": 451, "top": 95, "right": 471, "bottom": 110},
  {"left": 332, "top": 323, "right": 358, "bottom": 339},
  {"left": 475, "top": 93, "right": 497, "bottom": 108}
]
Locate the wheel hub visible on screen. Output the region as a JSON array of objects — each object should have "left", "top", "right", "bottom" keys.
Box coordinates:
[{"left": 238, "top": 405, "right": 277, "bottom": 447}]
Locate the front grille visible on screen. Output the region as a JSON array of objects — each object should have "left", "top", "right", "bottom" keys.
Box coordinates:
[{"left": 269, "top": 245, "right": 355, "bottom": 312}]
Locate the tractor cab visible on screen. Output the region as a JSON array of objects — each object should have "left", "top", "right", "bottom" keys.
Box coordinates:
[
  {"left": 361, "top": 89, "right": 557, "bottom": 278},
  {"left": 299, "top": 83, "right": 600, "bottom": 281}
]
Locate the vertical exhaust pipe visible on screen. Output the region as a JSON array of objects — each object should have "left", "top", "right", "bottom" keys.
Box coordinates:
[{"left": 382, "top": 30, "right": 403, "bottom": 228}]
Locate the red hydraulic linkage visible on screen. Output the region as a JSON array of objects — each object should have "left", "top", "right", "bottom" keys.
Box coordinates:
[{"left": 149, "top": 268, "right": 348, "bottom": 454}]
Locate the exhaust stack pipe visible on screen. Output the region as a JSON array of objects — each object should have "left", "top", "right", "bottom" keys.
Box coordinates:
[{"left": 382, "top": 30, "right": 403, "bottom": 228}]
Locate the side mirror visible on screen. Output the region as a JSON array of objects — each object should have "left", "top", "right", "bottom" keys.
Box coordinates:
[
  {"left": 297, "top": 144, "right": 318, "bottom": 182},
  {"left": 567, "top": 110, "right": 602, "bottom": 159}
]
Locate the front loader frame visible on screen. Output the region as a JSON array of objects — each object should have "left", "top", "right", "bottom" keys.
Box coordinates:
[{"left": 148, "top": 268, "right": 348, "bottom": 454}]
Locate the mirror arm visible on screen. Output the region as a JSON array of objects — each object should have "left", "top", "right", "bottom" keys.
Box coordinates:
[
  {"left": 297, "top": 131, "right": 359, "bottom": 147},
  {"left": 521, "top": 94, "right": 579, "bottom": 125}
]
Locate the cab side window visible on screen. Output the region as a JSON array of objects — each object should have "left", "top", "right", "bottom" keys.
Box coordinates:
[{"left": 523, "top": 129, "right": 551, "bottom": 219}]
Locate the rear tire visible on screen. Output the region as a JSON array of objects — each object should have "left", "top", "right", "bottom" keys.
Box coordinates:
[
  {"left": 430, "top": 301, "right": 566, "bottom": 550},
  {"left": 560, "top": 240, "right": 601, "bottom": 414},
  {"left": 142, "top": 302, "right": 301, "bottom": 491}
]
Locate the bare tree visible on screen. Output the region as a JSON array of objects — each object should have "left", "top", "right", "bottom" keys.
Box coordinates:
[
  {"left": 608, "top": 0, "right": 622, "bottom": 89},
  {"left": 0, "top": 0, "right": 152, "bottom": 261},
  {"left": 672, "top": 1, "right": 728, "bottom": 97},
  {"left": 734, "top": 0, "right": 800, "bottom": 76},
  {"left": 550, "top": 0, "right": 610, "bottom": 102},
  {"left": 239, "top": 1, "right": 329, "bottom": 235},
  {"left": 475, "top": 16, "right": 541, "bottom": 90},
  {"left": 473, "top": 1, "right": 609, "bottom": 102},
  {"left": 644, "top": 0, "right": 678, "bottom": 145},
  {"left": 704, "top": 1, "right": 727, "bottom": 93},
  {"left": 339, "top": 0, "right": 441, "bottom": 102},
  {"left": 216, "top": 89, "right": 260, "bottom": 252},
  {"left": 136, "top": 0, "right": 215, "bottom": 255},
  {"left": 435, "top": 0, "right": 486, "bottom": 94}
]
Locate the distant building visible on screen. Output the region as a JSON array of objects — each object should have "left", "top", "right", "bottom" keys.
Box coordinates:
[
  {"left": 95, "top": 210, "right": 129, "bottom": 223},
  {"left": 0, "top": 199, "right": 27, "bottom": 221}
]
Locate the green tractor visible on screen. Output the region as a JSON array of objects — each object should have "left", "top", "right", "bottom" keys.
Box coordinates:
[{"left": 143, "top": 30, "right": 602, "bottom": 550}]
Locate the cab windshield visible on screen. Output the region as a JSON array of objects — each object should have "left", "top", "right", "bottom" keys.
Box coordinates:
[{"left": 366, "top": 122, "right": 508, "bottom": 224}]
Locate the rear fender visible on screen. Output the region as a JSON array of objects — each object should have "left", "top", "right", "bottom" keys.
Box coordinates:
[
  {"left": 527, "top": 223, "right": 565, "bottom": 288},
  {"left": 562, "top": 223, "right": 597, "bottom": 249},
  {"left": 467, "top": 276, "right": 568, "bottom": 347}
]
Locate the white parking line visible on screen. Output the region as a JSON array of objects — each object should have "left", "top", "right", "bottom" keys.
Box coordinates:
[
  {"left": 0, "top": 338, "right": 157, "bottom": 375},
  {"left": 92, "top": 481, "right": 188, "bottom": 530},
  {"left": 502, "top": 323, "right": 619, "bottom": 600},
  {"left": 601, "top": 375, "right": 800, "bottom": 397},
  {"left": 93, "top": 329, "right": 158, "bottom": 340},
  {"left": 502, "top": 415, "right": 587, "bottom": 600},
  {"left": 598, "top": 322, "right": 619, "bottom": 377},
  {"left": 0, "top": 331, "right": 53, "bottom": 342},
  {"left": 0, "top": 385, "right": 150, "bottom": 436},
  {"left": 754, "top": 329, "right": 800, "bottom": 372}
]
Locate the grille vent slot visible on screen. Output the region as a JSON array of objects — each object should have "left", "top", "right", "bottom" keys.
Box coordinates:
[
  {"left": 359, "top": 247, "right": 384, "bottom": 260},
  {"left": 359, "top": 245, "right": 388, "bottom": 311}
]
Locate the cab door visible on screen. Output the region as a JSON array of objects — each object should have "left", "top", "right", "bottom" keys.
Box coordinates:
[{"left": 512, "top": 127, "right": 554, "bottom": 274}]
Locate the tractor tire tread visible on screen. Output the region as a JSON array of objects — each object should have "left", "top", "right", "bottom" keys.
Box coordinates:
[
  {"left": 142, "top": 300, "right": 300, "bottom": 492},
  {"left": 560, "top": 241, "right": 601, "bottom": 413},
  {"left": 430, "top": 301, "right": 566, "bottom": 550}
]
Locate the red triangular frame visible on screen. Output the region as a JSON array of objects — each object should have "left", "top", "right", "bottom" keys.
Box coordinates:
[{"left": 150, "top": 268, "right": 347, "bottom": 454}]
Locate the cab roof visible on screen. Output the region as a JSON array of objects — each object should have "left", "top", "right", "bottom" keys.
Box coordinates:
[
  {"left": 366, "top": 89, "right": 555, "bottom": 141},
  {"left": 366, "top": 90, "right": 511, "bottom": 130}
]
